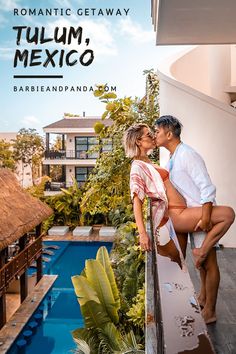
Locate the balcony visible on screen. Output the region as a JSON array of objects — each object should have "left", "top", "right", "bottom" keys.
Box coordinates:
[{"left": 44, "top": 150, "right": 99, "bottom": 160}]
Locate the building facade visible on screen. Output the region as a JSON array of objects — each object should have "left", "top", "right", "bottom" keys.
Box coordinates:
[{"left": 43, "top": 114, "right": 112, "bottom": 193}]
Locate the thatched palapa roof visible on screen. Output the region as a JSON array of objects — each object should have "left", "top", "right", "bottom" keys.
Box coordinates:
[{"left": 0, "top": 169, "right": 53, "bottom": 251}]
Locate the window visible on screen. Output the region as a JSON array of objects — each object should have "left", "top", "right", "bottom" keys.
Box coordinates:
[
  {"left": 101, "top": 138, "right": 112, "bottom": 152},
  {"left": 75, "top": 137, "right": 99, "bottom": 159},
  {"left": 75, "top": 167, "right": 94, "bottom": 185}
]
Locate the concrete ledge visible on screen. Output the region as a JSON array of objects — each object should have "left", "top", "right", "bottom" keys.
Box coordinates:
[
  {"left": 72, "top": 226, "right": 92, "bottom": 237},
  {"left": 48, "top": 226, "right": 69, "bottom": 236},
  {"left": 99, "top": 227, "right": 116, "bottom": 237}
]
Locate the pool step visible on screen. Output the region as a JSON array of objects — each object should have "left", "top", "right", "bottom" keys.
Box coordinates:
[
  {"left": 99, "top": 226, "right": 117, "bottom": 237},
  {"left": 48, "top": 226, "right": 69, "bottom": 236},
  {"left": 72, "top": 226, "right": 92, "bottom": 237}
]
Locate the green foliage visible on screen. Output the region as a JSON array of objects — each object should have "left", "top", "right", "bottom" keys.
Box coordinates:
[
  {"left": 45, "top": 178, "right": 82, "bottom": 227},
  {"left": 96, "top": 247, "right": 120, "bottom": 310},
  {"left": 110, "top": 222, "right": 145, "bottom": 341},
  {"left": 127, "top": 287, "right": 145, "bottom": 329},
  {"left": 108, "top": 204, "right": 134, "bottom": 228},
  {"left": 72, "top": 246, "right": 144, "bottom": 354},
  {"left": 13, "top": 128, "right": 44, "bottom": 181},
  {"left": 73, "top": 338, "right": 90, "bottom": 354},
  {"left": 81, "top": 70, "right": 159, "bottom": 224},
  {"left": 93, "top": 122, "right": 105, "bottom": 134},
  {"left": 27, "top": 175, "right": 51, "bottom": 199},
  {"left": 72, "top": 247, "right": 120, "bottom": 326},
  {"left": 0, "top": 139, "right": 15, "bottom": 170}
]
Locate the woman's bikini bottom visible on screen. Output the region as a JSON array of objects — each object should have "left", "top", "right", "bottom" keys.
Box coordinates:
[{"left": 168, "top": 205, "right": 186, "bottom": 210}]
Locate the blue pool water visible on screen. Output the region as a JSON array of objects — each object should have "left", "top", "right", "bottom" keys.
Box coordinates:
[{"left": 8, "top": 241, "right": 112, "bottom": 354}]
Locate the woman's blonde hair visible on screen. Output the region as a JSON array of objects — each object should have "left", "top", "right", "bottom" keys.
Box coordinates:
[{"left": 123, "top": 123, "right": 149, "bottom": 158}]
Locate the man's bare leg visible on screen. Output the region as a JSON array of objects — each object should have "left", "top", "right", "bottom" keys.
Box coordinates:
[
  {"left": 201, "top": 248, "right": 220, "bottom": 324},
  {"left": 198, "top": 266, "right": 206, "bottom": 308}
]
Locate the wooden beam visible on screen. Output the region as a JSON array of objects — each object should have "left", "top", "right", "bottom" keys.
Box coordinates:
[
  {"left": 0, "top": 249, "right": 7, "bottom": 328},
  {"left": 19, "top": 235, "right": 28, "bottom": 303},
  {"left": 36, "top": 224, "right": 43, "bottom": 283}
]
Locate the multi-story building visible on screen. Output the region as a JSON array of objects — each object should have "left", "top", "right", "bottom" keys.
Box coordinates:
[{"left": 43, "top": 114, "right": 112, "bottom": 193}]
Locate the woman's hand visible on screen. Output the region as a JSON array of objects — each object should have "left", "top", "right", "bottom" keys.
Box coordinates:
[
  {"left": 133, "top": 195, "right": 152, "bottom": 251},
  {"left": 139, "top": 232, "right": 152, "bottom": 251}
]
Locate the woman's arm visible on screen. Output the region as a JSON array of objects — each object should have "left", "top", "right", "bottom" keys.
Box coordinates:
[{"left": 133, "top": 195, "right": 151, "bottom": 251}]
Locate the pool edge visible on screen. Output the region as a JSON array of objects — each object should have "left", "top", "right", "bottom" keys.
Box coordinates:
[{"left": 0, "top": 275, "right": 57, "bottom": 354}]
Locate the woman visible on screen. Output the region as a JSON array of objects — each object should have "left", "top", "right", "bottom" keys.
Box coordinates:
[{"left": 123, "top": 123, "right": 235, "bottom": 268}]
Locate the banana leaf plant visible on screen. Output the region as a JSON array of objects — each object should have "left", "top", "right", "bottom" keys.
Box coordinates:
[{"left": 71, "top": 246, "right": 144, "bottom": 354}]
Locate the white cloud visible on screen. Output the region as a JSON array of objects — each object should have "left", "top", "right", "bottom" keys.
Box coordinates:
[
  {"left": 0, "top": 0, "right": 22, "bottom": 11},
  {"left": 53, "top": 0, "right": 73, "bottom": 8},
  {"left": 118, "top": 17, "right": 154, "bottom": 44},
  {"left": 21, "top": 115, "right": 41, "bottom": 128},
  {"left": 0, "top": 13, "right": 7, "bottom": 26},
  {"left": 46, "top": 17, "right": 117, "bottom": 57},
  {"left": 79, "top": 19, "right": 117, "bottom": 57},
  {"left": 0, "top": 47, "right": 14, "bottom": 60}
]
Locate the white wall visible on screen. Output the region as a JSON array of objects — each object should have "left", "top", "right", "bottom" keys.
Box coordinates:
[
  {"left": 66, "top": 165, "right": 75, "bottom": 187},
  {"left": 157, "top": 45, "right": 236, "bottom": 246},
  {"left": 230, "top": 45, "right": 236, "bottom": 86},
  {"left": 158, "top": 76, "right": 236, "bottom": 247},
  {"left": 171, "top": 45, "right": 231, "bottom": 103},
  {"left": 171, "top": 46, "right": 211, "bottom": 96}
]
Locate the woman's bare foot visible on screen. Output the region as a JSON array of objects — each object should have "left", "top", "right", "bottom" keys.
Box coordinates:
[
  {"left": 197, "top": 295, "right": 206, "bottom": 309},
  {"left": 202, "top": 308, "right": 217, "bottom": 324},
  {"left": 192, "top": 248, "right": 207, "bottom": 269}
]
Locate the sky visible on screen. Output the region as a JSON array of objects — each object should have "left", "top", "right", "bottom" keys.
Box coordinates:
[{"left": 0, "top": 0, "right": 185, "bottom": 133}]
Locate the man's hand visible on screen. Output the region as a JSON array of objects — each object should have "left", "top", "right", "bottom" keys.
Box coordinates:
[
  {"left": 200, "top": 218, "right": 213, "bottom": 232},
  {"left": 195, "top": 202, "right": 213, "bottom": 232},
  {"left": 194, "top": 218, "right": 213, "bottom": 232},
  {"left": 139, "top": 232, "right": 152, "bottom": 251}
]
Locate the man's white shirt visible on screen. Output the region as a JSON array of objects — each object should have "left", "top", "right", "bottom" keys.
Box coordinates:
[{"left": 166, "top": 143, "right": 216, "bottom": 207}]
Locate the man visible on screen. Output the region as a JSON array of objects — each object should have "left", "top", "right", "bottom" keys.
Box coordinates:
[{"left": 154, "top": 115, "right": 221, "bottom": 324}]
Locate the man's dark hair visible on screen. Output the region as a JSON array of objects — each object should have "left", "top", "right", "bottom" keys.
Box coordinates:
[{"left": 155, "top": 115, "right": 183, "bottom": 138}]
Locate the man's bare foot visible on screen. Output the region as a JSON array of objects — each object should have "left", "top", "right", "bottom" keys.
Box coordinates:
[
  {"left": 192, "top": 248, "right": 207, "bottom": 269},
  {"left": 202, "top": 308, "right": 217, "bottom": 324}
]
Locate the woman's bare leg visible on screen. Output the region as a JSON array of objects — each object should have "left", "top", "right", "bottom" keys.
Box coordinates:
[
  {"left": 170, "top": 205, "right": 235, "bottom": 267},
  {"left": 177, "top": 232, "right": 187, "bottom": 259}
]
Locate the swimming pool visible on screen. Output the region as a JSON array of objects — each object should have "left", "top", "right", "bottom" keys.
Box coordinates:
[{"left": 8, "top": 241, "right": 112, "bottom": 354}]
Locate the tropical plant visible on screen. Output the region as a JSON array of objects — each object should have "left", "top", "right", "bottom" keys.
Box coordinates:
[
  {"left": 127, "top": 286, "right": 145, "bottom": 330},
  {"left": 73, "top": 338, "right": 90, "bottom": 354},
  {"left": 110, "top": 222, "right": 145, "bottom": 340},
  {"left": 0, "top": 138, "right": 15, "bottom": 170},
  {"left": 45, "top": 177, "right": 82, "bottom": 227},
  {"left": 27, "top": 175, "right": 51, "bottom": 199},
  {"left": 80, "top": 70, "right": 159, "bottom": 224},
  {"left": 13, "top": 128, "right": 44, "bottom": 183},
  {"left": 71, "top": 246, "right": 144, "bottom": 354}
]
